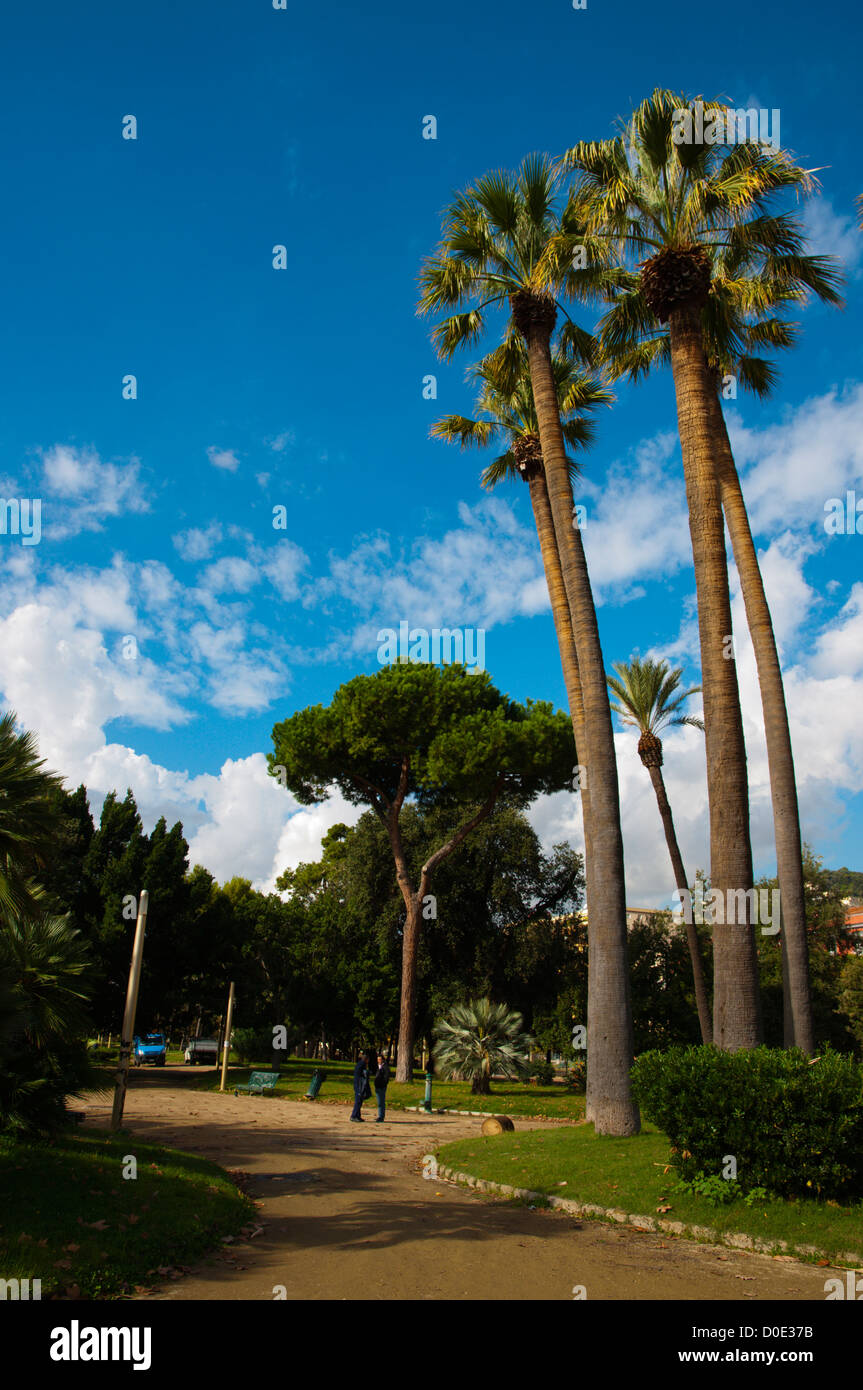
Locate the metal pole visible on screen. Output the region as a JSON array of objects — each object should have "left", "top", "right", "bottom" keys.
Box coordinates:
[
  {"left": 110, "top": 890, "right": 149, "bottom": 1132},
  {"left": 219, "top": 982, "right": 236, "bottom": 1093}
]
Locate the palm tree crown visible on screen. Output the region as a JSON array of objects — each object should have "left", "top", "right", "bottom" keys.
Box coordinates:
[
  {"left": 417, "top": 152, "right": 601, "bottom": 361},
  {"left": 608, "top": 657, "right": 704, "bottom": 735},
  {"left": 431, "top": 335, "right": 612, "bottom": 488},
  {"left": 433, "top": 997, "right": 534, "bottom": 1094},
  {"left": 0, "top": 712, "right": 63, "bottom": 921}
]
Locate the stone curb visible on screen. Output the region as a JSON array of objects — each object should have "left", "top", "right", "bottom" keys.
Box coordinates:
[
  {"left": 405, "top": 1107, "right": 504, "bottom": 1117},
  {"left": 433, "top": 1163, "right": 863, "bottom": 1268}
]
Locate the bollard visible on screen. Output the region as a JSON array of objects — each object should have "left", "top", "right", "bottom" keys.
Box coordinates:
[
  {"left": 306, "top": 1068, "right": 327, "bottom": 1099},
  {"left": 421, "top": 1070, "right": 433, "bottom": 1112}
]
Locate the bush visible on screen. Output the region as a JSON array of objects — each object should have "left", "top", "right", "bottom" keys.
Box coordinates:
[
  {"left": 231, "top": 1026, "right": 281, "bottom": 1067},
  {"left": 565, "top": 1058, "right": 587, "bottom": 1092},
  {"left": 631, "top": 1045, "right": 863, "bottom": 1200},
  {"left": 530, "top": 1061, "right": 556, "bottom": 1086}
]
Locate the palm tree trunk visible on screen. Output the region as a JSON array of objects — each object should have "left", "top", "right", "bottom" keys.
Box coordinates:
[
  {"left": 519, "top": 312, "right": 638, "bottom": 1136},
  {"left": 706, "top": 391, "right": 814, "bottom": 1054},
  {"left": 526, "top": 476, "right": 594, "bottom": 874},
  {"left": 527, "top": 470, "right": 597, "bottom": 1113},
  {"left": 645, "top": 761, "right": 712, "bottom": 1043},
  {"left": 668, "top": 301, "right": 761, "bottom": 1049}
]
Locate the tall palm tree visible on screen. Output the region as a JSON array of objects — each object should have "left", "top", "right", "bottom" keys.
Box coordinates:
[
  {"left": 418, "top": 155, "right": 639, "bottom": 1134},
  {"left": 582, "top": 134, "right": 843, "bottom": 1055},
  {"left": 431, "top": 337, "right": 612, "bottom": 913},
  {"left": 559, "top": 91, "right": 829, "bottom": 1049},
  {"left": 607, "top": 657, "right": 711, "bottom": 1042}
]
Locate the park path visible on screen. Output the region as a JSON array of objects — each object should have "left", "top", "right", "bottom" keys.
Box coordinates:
[{"left": 82, "top": 1069, "right": 832, "bottom": 1302}]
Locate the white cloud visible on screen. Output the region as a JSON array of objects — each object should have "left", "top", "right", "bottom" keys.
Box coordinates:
[
  {"left": 187, "top": 754, "right": 361, "bottom": 890},
  {"left": 206, "top": 446, "right": 240, "bottom": 472},
  {"left": 0, "top": 600, "right": 188, "bottom": 773},
  {"left": 174, "top": 523, "right": 223, "bottom": 562},
  {"left": 321, "top": 498, "right": 548, "bottom": 661},
  {"left": 728, "top": 383, "right": 863, "bottom": 536},
  {"left": 200, "top": 555, "right": 260, "bottom": 595},
  {"left": 581, "top": 431, "right": 690, "bottom": 597},
  {"left": 259, "top": 540, "right": 307, "bottom": 600},
  {"left": 801, "top": 196, "right": 863, "bottom": 279},
  {"left": 38, "top": 445, "right": 149, "bottom": 538},
  {"left": 810, "top": 583, "right": 863, "bottom": 679}
]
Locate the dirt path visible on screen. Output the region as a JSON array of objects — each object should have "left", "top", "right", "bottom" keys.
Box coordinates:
[{"left": 82, "top": 1069, "right": 832, "bottom": 1301}]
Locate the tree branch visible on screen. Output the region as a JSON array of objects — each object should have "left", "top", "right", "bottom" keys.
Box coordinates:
[{"left": 419, "top": 777, "right": 506, "bottom": 899}]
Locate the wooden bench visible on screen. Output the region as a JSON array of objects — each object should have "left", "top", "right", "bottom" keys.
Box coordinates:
[{"left": 234, "top": 1070, "right": 281, "bottom": 1096}]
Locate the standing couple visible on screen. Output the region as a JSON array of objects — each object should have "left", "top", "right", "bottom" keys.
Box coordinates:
[{"left": 350, "top": 1051, "right": 390, "bottom": 1122}]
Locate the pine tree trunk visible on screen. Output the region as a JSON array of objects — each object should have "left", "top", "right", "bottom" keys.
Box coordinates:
[
  {"left": 522, "top": 324, "right": 639, "bottom": 1136},
  {"left": 668, "top": 301, "right": 761, "bottom": 1049},
  {"left": 395, "top": 894, "right": 421, "bottom": 1083},
  {"left": 645, "top": 761, "right": 712, "bottom": 1043},
  {"left": 706, "top": 391, "right": 814, "bottom": 1054}
]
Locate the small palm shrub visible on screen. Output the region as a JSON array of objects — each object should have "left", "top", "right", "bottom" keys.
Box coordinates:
[
  {"left": 0, "top": 911, "right": 105, "bottom": 1135},
  {"left": 433, "top": 998, "right": 534, "bottom": 1095}
]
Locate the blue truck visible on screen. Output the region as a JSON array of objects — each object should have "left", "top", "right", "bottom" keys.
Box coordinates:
[{"left": 133, "top": 1032, "right": 167, "bottom": 1066}]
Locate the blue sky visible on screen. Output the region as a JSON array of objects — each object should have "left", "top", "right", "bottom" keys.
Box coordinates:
[{"left": 1, "top": 0, "right": 861, "bottom": 904}]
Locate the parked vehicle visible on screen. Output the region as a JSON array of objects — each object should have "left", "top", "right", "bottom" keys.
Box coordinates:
[
  {"left": 133, "top": 1033, "right": 167, "bottom": 1066},
  {"left": 184, "top": 1038, "right": 219, "bottom": 1065}
]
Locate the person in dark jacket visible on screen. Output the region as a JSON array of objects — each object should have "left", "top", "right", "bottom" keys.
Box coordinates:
[
  {"left": 350, "top": 1051, "right": 369, "bottom": 1121},
  {"left": 373, "top": 1053, "right": 390, "bottom": 1122}
]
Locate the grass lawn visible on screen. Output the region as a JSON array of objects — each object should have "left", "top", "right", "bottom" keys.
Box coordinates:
[
  {"left": 197, "top": 1057, "right": 587, "bottom": 1120},
  {"left": 434, "top": 1123, "right": 863, "bottom": 1266},
  {"left": 0, "top": 1127, "right": 255, "bottom": 1298}
]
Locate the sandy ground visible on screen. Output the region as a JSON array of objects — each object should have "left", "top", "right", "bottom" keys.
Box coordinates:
[{"left": 81, "top": 1067, "right": 834, "bottom": 1301}]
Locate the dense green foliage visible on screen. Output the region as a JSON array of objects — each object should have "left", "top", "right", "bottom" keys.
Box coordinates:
[
  {"left": 631, "top": 1045, "right": 863, "bottom": 1199},
  {"left": 756, "top": 848, "right": 860, "bottom": 1052},
  {"left": 821, "top": 868, "right": 863, "bottom": 901},
  {"left": 270, "top": 662, "right": 575, "bottom": 815}
]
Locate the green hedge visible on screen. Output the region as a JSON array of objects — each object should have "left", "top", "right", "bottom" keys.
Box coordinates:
[{"left": 630, "top": 1045, "right": 863, "bottom": 1200}]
